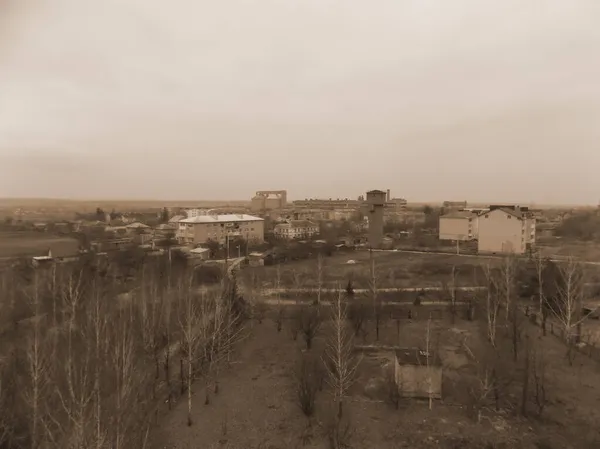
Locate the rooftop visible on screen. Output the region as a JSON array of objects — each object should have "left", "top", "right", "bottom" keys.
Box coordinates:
[
  {"left": 179, "top": 214, "right": 263, "bottom": 224},
  {"left": 441, "top": 210, "right": 477, "bottom": 219},
  {"left": 395, "top": 348, "right": 441, "bottom": 366}
]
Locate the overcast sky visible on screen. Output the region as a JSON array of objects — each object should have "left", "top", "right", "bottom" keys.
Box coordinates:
[{"left": 0, "top": 0, "right": 599, "bottom": 204}]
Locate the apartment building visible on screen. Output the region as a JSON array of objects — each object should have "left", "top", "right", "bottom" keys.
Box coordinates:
[
  {"left": 176, "top": 214, "right": 264, "bottom": 245},
  {"left": 274, "top": 220, "right": 318, "bottom": 240},
  {"left": 438, "top": 211, "right": 479, "bottom": 241},
  {"left": 477, "top": 206, "right": 536, "bottom": 254}
]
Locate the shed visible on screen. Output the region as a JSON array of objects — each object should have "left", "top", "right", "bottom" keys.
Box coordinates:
[{"left": 394, "top": 348, "right": 442, "bottom": 399}]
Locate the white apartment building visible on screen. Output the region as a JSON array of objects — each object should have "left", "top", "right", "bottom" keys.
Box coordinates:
[
  {"left": 438, "top": 211, "right": 479, "bottom": 241},
  {"left": 176, "top": 214, "right": 264, "bottom": 245},
  {"left": 184, "top": 208, "right": 214, "bottom": 218},
  {"left": 274, "top": 220, "right": 319, "bottom": 240},
  {"left": 477, "top": 207, "right": 536, "bottom": 255}
]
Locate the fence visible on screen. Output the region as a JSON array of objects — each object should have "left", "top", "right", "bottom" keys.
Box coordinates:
[{"left": 524, "top": 309, "right": 600, "bottom": 363}]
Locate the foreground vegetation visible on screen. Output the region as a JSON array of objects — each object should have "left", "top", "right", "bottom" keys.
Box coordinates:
[
  {"left": 0, "top": 253, "right": 240, "bottom": 449},
  {"left": 154, "top": 252, "right": 600, "bottom": 448}
]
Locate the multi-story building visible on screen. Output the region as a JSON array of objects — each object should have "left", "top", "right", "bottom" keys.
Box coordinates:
[
  {"left": 250, "top": 190, "right": 287, "bottom": 212},
  {"left": 477, "top": 206, "right": 536, "bottom": 254},
  {"left": 438, "top": 211, "right": 479, "bottom": 241},
  {"left": 274, "top": 220, "right": 319, "bottom": 240},
  {"left": 176, "top": 214, "right": 264, "bottom": 245}
]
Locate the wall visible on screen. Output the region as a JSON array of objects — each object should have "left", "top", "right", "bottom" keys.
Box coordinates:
[
  {"left": 439, "top": 217, "right": 470, "bottom": 241},
  {"left": 394, "top": 362, "right": 442, "bottom": 399},
  {"left": 478, "top": 209, "right": 525, "bottom": 254}
]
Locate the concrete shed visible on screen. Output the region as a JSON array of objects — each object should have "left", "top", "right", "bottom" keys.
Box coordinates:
[{"left": 394, "top": 348, "right": 442, "bottom": 399}]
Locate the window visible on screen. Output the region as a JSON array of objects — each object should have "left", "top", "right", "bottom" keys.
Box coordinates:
[
  {"left": 485, "top": 214, "right": 489, "bottom": 218},
  {"left": 507, "top": 215, "right": 511, "bottom": 219}
]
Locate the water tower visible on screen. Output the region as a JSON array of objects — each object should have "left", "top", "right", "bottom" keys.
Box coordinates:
[{"left": 365, "top": 190, "right": 387, "bottom": 249}]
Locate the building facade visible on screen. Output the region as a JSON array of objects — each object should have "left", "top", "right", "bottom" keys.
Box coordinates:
[
  {"left": 438, "top": 211, "right": 479, "bottom": 241},
  {"left": 274, "top": 220, "right": 318, "bottom": 240},
  {"left": 477, "top": 206, "right": 536, "bottom": 254},
  {"left": 176, "top": 214, "right": 264, "bottom": 245},
  {"left": 251, "top": 190, "right": 287, "bottom": 212},
  {"left": 365, "top": 190, "right": 386, "bottom": 249}
]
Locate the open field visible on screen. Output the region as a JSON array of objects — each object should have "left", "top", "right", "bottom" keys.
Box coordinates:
[
  {"left": 538, "top": 242, "right": 600, "bottom": 262},
  {"left": 245, "top": 251, "right": 493, "bottom": 290},
  {"left": 153, "top": 306, "right": 600, "bottom": 449},
  {"left": 0, "top": 231, "right": 79, "bottom": 258}
]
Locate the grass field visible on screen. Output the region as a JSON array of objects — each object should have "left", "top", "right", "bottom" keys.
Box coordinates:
[
  {"left": 0, "top": 231, "right": 79, "bottom": 258},
  {"left": 153, "top": 308, "right": 600, "bottom": 449},
  {"left": 245, "top": 251, "right": 496, "bottom": 291}
]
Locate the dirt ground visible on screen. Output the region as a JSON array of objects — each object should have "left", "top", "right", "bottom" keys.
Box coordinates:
[
  {"left": 247, "top": 251, "right": 489, "bottom": 290},
  {"left": 152, "top": 306, "right": 600, "bottom": 449}
]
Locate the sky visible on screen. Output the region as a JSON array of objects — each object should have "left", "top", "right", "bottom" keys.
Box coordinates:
[{"left": 0, "top": 0, "right": 599, "bottom": 204}]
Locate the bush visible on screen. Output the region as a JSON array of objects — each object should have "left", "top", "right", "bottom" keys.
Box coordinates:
[
  {"left": 296, "top": 354, "right": 322, "bottom": 418},
  {"left": 193, "top": 264, "right": 223, "bottom": 285}
]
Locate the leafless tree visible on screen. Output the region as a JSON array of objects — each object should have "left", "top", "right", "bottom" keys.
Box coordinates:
[
  {"left": 274, "top": 264, "right": 283, "bottom": 332},
  {"left": 347, "top": 300, "right": 368, "bottom": 341},
  {"left": 532, "top": 252, "right": 547, "bottom": 335},
  {"left": 316, "top": 253, "right": 325, "bottom": 306},
  {"left": 425, "top": 313, "right": 433, "bottom": 410},
  {"left": 546, "top": 257, "right": 588, "bottom": 365},
  {"left": 497, "top": 256, "right": 517, "bottom": 322},
  {"left": 384, "top": 366, "right": 401, "bottom": 410},
  {"left": 110, "top": 307, "right": 141, "bottom": 448},
  {"left": 323, "top": 291, "right": 361, "bottom": 419},
  {"left": 368, "top": 250, "right": 383, "bottom": 341},
  {"left": 295, "top": 305, "right": 321, "bottom": 350},
  {"left": 482, "top": 264, "right": 501, "bottom": 347},
  {"left": 178, "top": 280, "right": 205, "bottom": 426},
  {"left": 445, "top": 265, "right": 459, "bottom": 324},
  {"left": 296, "top": 353, "right": 321, "bottom": 418},
  {"left": 22, "top": 270, "right": 50, "bottom": 449},
  {"left": 291, "top": 269, "right": 304, "bottom": 304},
  {"left": 530, "top": 339, "right": 548, "bottom": 417},
  {"left": 0, "top": 359, "right": 14, "bottom": 447}
]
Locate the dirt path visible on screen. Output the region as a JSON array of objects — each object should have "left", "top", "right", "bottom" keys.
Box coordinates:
[{"left": 154, "top": 323, "right": 310, "bottom": 449}]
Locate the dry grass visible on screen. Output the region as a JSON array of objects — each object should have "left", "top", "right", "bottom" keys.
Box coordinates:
[
  {"left": 152, "top": 306, "right": 600, "bottom": 449},
  {"left": 247, "top": 252, "right": 490, "bottom": 290},
  {"left": 0, "top": 231, "right": 79, "bottom": 258}
]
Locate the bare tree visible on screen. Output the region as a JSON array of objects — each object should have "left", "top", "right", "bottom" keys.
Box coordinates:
[
  {"left": 546, "top": 257, "right": 588, "bottom": 365},
  {"left": 425, "top": 313, "right": 433, "bottom": 410},
  {"left": 532, "top": 252, "right": 547, "bottom": 335},
  {"left": 384, "top": 366, "right": 401, "bottom": 410},
  {"left": 178, "top": 281, "right": 205, "bottom": 426},
  {"left": 498, "top": 256, "right": 516, "bottom": 322},
  {"left": 530, "top": 339, "right": 548, "bottom": 417},
  {"left": 274, "top": 264, "right": 283, "bottom": 332},
  {"left": 482, "top": 264, "right": 501, "bottom": 347},
  {"left": 296, "top": 305, "right": 321, "bottom": 350},
  {"left": 0, "top": 359, "right": 14, "bottom": 447},
  {"left": 347, "top": 300, "right": 368, "bottom": 341},
  {"left": 368, "top": 250, "right": 383, "bottom": 341},
  {"left": 446, "top": 265, "right": 459, "bottom": 324},
  {"left": 22, "top": 270, "right": 50, "bottom": 449},
  {"left": 110, "top": 307, "right": 141, "bottom": 448},
  {"left": 296, "top": 353, "right": 321, "bottom": 418},
  {"left": 316, "top": 253, "right": 325, "bottom": 306},
  {"left": 323, "top": 291, "right": 361, "bottom": 419}
]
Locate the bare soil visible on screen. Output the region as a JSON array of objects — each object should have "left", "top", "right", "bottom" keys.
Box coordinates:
[{"left": 153, "top": 308, "right": 600, "bottom": 449}]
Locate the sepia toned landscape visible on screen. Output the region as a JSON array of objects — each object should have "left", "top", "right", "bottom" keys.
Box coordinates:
[{"left": 2, "top": 1, "right": 600, "bottom": 448}]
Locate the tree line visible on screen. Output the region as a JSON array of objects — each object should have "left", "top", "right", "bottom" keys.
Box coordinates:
[{"left": 0, "top": 252, "right": 243, "bottom": 449}]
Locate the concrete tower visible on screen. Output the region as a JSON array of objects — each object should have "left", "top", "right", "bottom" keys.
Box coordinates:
[{"left": 366, "top": 190, "right": 386, "bottom": 249}]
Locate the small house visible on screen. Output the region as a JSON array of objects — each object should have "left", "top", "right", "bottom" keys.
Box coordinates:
[
  {"left": 394, "top": 348, "right": 442, "bottom": 399},
  {"left": 189, "top": 247, "right": 210, "bottom": 261},
  {"left": 248, "top": 252, "right": 265, "bottom": 267}
]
